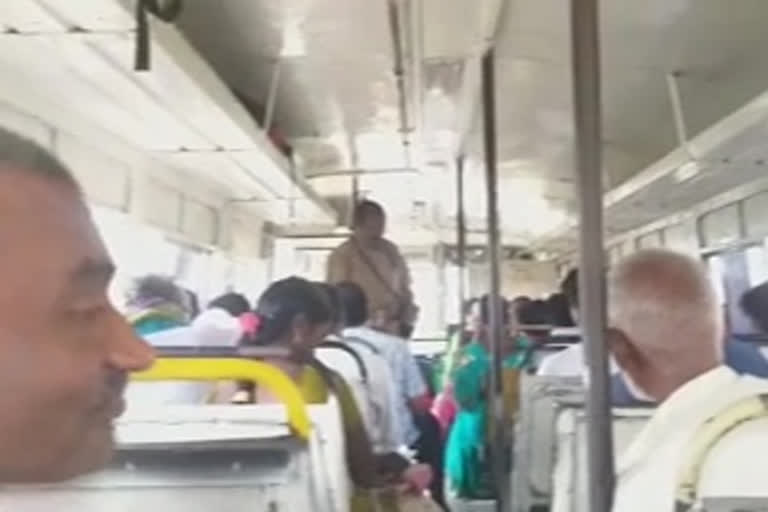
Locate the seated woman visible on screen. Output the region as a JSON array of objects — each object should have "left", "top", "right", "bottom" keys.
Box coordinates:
[
  {"left": 445, "top": 294, "right": 532, "bottom": 500},
  {"left": 124, "top": 275, "right": 189, "bottom": 336},
  {"left": 243, "top": 276, "right": 435, "bottom": 512}
]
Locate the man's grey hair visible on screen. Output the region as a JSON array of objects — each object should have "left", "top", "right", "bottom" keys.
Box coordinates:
[
  {"left": 0, "top": 126, "right": 79, "bottom": 188},
  {"left": 608, "top": 249, "right": 723, "bottom": 373}
]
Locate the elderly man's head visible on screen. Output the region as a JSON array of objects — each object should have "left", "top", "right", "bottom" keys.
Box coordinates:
[
  {"left": 608, "top": 249, "right": 723, "bottom": 401},
  {"left": 0, "top": 128, "right": 154, "bottom": 482}
]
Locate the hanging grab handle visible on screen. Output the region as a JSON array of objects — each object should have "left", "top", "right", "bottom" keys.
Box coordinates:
[{"left": 134, "top": 0, "right": 185, "bottom": 71}]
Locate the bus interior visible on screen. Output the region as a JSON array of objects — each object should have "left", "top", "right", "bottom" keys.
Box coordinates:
[{"left": 1, "top": 1, "right": 768, "bottom": 511}]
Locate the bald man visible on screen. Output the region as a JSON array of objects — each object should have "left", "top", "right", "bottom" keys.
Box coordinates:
[{"left": 610, "top": 250, "right": 768, "bottom": 511}]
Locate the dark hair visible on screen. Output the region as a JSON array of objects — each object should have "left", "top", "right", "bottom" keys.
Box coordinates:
[
  {"left": 740, "top": 282, "right": 768, "bottom": 333},
  {"left": 462, "top": 297, "right": 479, "bottom": 317},
  {"left": 517, "top": 299, "right": 554, "bottom": 327},
  {"left": 479, "top": 294, "right": 510, "bottom": 326},
  {"left": 561, "top": 269, "right": 579, "bottom": 310},
  {"left": 184, "top": 289, "right": 201, "bottom": 318},
  {"left": 127, "top": 275, "right": 184, "bottom": 309},
  {"left": 315, "top": 282, "right": 344, "bottom": 326},
  {"left": 336, "top": 281, "right": 368, "bottom": 327},
  {"left": 353, "top": 200, "right": 385, "bottom": 226},
  {"left": 0, "top": 127, "right": 79, "bottom": 189},
  {"left": 547, "top": 293, "right": 575, "bottom": 327},
  {"left": 253, "top": 277, "right": 333, "bottom": 344},
  {"left": 208, "top": 292, "right": 250, "bottom": 317}
]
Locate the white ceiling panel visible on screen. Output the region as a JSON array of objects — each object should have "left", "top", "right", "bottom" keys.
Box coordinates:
[
  {"left": 160, "top": 151, "right": 273, "bottom": 201},
  {"left": 0, "top": 36, "right": 206, "bottom": 150},
  {"left": 56, "top": 132, "right": 130, "bottom": 210},
  {"left": 0, "top": 0, "right": 336, "bottom": 227},
  {"left": 36, "top": 0, "right": 135, "bottom": 31},
  {"left": 0, "top": 0, "right": 64, "bottom": 32}
]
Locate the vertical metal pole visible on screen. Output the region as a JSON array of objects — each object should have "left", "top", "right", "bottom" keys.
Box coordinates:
[
  {"left": 456, "top": 155, "right": 467, "bottom": 337},
  {"left": 264, "top": 60, "right": 282, "bottom": 132},
  {"left": 570, "top": 1, "right": 614, "bottom": 511},
  {"left": 481, "top": 48, "right": 507, "bottom": 512},
  {"left": 666, "top": 72, "right": 689, "bottom": 151}
]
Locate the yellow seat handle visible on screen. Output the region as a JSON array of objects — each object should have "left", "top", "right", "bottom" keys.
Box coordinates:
[{"left": 132, "top": 358, "right": 311, "bottom": 440}]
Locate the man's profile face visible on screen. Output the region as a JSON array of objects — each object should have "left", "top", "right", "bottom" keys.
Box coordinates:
[
  {"left": 0, "top": 170, "right": 154, "bottom": 482},
  {"left": 357, "top": 212, "right": 385, "bottom": 240}
]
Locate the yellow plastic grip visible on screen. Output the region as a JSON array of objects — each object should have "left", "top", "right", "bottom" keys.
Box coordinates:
[{"left": 132, "top": 358, "right": 311, "bottom": 440}]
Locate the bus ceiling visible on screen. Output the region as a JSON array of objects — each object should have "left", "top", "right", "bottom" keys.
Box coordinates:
[{"left": 2, "top": 2, "right": 768, "bottom": 254}]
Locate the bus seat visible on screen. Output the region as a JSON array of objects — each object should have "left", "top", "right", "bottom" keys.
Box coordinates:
[
  {"left": 550, "top": 406, "right": 652, "bottom": 512},
  {"left": 316, "top": 341, "right": 369, "bottom": 382},
  {"left": 0, "top": 359, "right": 349, "bottom": 512},
  {"left": 315, "top": 344, "right": 374, "bottom": 442},
  {"left": 126, "top": 324, "right": 242, "bottom": 406},
  {"left": 0, "top": 402, "right": 348, "bottom": 511},
  {"left": 511, "top": 374, "right": 584, "bottom": 512}
]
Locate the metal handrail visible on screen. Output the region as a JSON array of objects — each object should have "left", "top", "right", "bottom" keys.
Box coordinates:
[
  {"left": 570, "top": 0, "right": 615, "bottom": 510},
  {"left": 132, "top": 357, "right": 312, "bottom": 440}
]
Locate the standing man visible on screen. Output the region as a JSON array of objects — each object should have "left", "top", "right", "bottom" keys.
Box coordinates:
[{"left": 327, "top": 200, "right": 417, "bottom": 337}]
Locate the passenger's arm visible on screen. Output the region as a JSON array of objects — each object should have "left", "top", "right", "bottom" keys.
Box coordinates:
[
  {"left": 376, "top": 362, "right": 406, "bottom": 451},
  {"left": 327, "top": 371, "right": 380, "bottom": 487},
  {"left": 330, "top": 370, "right": 427, "bottom": 489},
  {"left": 326, "top": 247, "right": 347, "bottom": 284},
  {"left": 403, "top": 353, "right": 431, "bottom": 414},
  {"left": 394, "top": 245, "right": 415, "bottom": 305}
]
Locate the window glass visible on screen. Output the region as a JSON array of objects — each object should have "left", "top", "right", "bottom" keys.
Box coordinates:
[
  {"left": 636, "top": 230, "right": 663, "bottom": 249},
  {"left": 90, "top": 205, "right": 179, "bottom": 310},
  {"left": 410, "top": 260, "right": 441, "bottom": 338},
  {"left": 707, "top": 255, "right": 726, "bottom": 306},
  {"left": 744, "top": 192, "right": 768, "bottom": 239},
  {"left": 700, "top": 204, "right": 740, "bottom": 247},
  {"left": 746, "top": 245, "right": 768, "bottom": 286}
]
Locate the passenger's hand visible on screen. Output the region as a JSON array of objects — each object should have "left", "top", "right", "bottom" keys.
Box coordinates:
[{"left": 399, "top": 463, "right": 432, "bottom": 494}]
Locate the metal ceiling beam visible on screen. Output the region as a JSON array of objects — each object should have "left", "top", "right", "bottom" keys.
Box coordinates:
[{"left": 305, "top": 167, "right": 419, "bottom": 179}]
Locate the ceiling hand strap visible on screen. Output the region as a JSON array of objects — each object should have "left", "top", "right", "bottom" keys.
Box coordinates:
[{"left": 134, "top": 0, "right": 185, "bottom": 71}]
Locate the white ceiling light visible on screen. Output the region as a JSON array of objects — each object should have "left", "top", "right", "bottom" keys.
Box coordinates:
[
  {"left": 281, "top": 22, "right": 306, "bottom": 57},
  {"left": 673, "top": 160, "right": 701, "bottom": 183}
]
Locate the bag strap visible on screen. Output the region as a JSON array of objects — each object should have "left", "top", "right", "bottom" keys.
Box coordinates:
[
  {"left": 318, "top": 340, "right": 369, "bottom": 383},
  {"left": 674, "top": 392, "right": 768, "bottom": 511},
  {"left": 346, "top": 335, "right": 382, "bottom": 355},
  {"left": 351, "top": 238, "right": 404, "bottom": 305}
]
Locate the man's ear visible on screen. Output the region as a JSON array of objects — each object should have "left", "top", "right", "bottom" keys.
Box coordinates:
[{"left": 606, "top": 327, "right": 642, "bottom": 376}]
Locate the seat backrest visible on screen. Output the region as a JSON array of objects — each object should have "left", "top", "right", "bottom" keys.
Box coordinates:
[
  {"left": 307, "top": 397, "right": 350, "bottom": 512},
  {"left": 316, "top": 342, "right": 369, "bottom": 382},
  {"left": 511, "top": 374, "right": 584, "bottom": 512},
  {"left": 0, "top": 403, "right": 349, "bottom": 511},
  {"left": 550, "top": 406, "right": 653, "bottom": 512}
]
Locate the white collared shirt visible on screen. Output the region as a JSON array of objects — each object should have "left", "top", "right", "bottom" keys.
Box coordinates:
[
  {"left": 537, "top": 343, "right": 619, "bottom": 378},
  {"left": 613, "top": 366, "right": 768, "bottom": 511},
  {"left": 343, "top": 326, "right": 427, "bottom": 446}
]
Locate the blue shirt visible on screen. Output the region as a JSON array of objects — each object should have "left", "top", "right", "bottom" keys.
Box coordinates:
[
  {"left": 343, "top": 326, "right": 427, "bottom": 446},
  {"left": 612, "top": 340, "right": 768, "bottom": 406}
]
